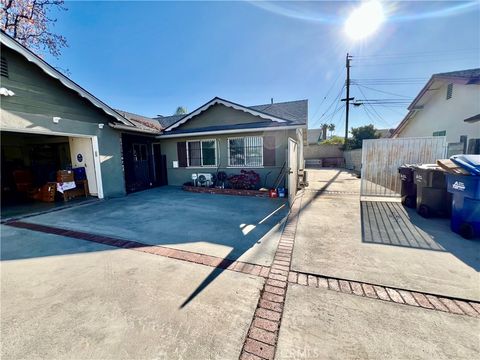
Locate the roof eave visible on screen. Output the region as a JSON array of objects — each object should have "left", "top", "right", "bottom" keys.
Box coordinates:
[
  {"left": 156, "top": 124, "right": 306, "bottom": 139},
  {"left": 164, "top": 97, "right": 293, "bottom": 132},
  {"left": 0, "top": 32, "right": 134, "bottom": 126}
]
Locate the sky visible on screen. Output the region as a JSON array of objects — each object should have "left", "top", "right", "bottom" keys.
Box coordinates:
[{"left": 45, "top": 1, "right": 480, "bottom": 134}]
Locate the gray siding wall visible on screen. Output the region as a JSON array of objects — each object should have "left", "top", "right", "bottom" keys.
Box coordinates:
[
  {"left": 0, "top": 45, "right": 126, "bottom": 197},
  {"left": 160, "top": 129, "right": 297, "bottom": 188}
]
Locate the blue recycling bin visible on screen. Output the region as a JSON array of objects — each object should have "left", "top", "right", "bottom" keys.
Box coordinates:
[{"left": 446, "top": 174, "right": 480, "bottom": 239}]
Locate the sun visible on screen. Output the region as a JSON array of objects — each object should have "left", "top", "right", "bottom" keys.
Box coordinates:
[{"left": 345, "top": 1, "right": 386, "bottom": 40}]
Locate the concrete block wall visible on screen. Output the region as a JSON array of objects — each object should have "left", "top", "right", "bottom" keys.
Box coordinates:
[{"left": 344, "top": 149, "right": 362, "bottom": 173}]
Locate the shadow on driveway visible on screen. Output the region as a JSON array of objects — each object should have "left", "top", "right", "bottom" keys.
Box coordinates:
[
  {"left": 361, "top": 200, "right": 480, "bottom": 272},
  {"left": 1, "top": 186, "right": 288, "bottom": 307}
]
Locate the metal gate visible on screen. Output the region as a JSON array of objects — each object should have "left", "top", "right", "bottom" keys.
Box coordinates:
[
  {"left": 288, "top": 137, "right": 298, "bottom": 205},
  {"left": 361, "top": 136, "right": 446, "bottom": 197}
]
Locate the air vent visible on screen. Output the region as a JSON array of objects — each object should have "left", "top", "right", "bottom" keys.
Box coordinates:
[
  {"left": 446, "top": 83, "right": 453, "bottom": 100},
  {"left": 1, "top": 57, "right": 8, "bottom": 78}
]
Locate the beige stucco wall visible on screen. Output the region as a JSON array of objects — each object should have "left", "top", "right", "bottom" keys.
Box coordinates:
[
  {"left": 304, "top": 144, "right": 343, "bottom": 159},
  {"left": 398, "top": 82, "right": 480, "bottom": 144}
]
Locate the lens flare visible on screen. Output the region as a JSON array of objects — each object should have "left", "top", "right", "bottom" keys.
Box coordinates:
[{"left": 345, "top": 1, "right": 386, "bottom": 40}]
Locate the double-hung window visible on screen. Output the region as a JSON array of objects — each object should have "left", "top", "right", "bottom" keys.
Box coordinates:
[
  {"left": 187, "top": 139, "right": 217, "bottom": 167},
  {"left": 228, "top": 136, "right": 263, "bottom": 167}
]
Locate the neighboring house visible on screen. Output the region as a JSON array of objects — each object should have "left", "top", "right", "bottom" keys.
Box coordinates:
[
  {"left": 376, "top": 128, "right": 394, "bottom": 138},
  {"left": 306, "top": 129, "right": 322, "bottom": 145},
  {"left": 0, "top": 32, "right": 161, "bottom": 201},
  {"left": 157, "top": 97, "right": 307, "bottom": 188},
  {"left": 392, "top": 68, "right": 480, "bottom": 155}
]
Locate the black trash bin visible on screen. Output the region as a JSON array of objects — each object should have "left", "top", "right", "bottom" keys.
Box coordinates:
[
  {"left": 413, "top": 165, "right": 452, "bottom": 218},
  {"left": 398, "top": 165, "right": 417, "bottom": 208}
]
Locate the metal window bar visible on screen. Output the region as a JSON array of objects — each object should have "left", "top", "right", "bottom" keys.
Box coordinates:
[{"left": 228, "top": 136, "right": 263, "bottom": 167}]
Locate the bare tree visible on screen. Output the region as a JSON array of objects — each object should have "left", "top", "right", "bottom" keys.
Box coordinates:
[{"left": 1, "top": 0, "right": 68, "bottom": 57}]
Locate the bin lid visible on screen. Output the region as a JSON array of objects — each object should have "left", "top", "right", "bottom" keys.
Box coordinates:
[{"left": 451, "top": 155, "right": 480, "bottom": 176}]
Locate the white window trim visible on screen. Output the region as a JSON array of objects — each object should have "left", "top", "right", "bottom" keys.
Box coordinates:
[
  {"left": 227, "top": 136, "right": 264, "bottom": 167},
  {"left": 186, "top": 139, "right": 217, "bottom": 167}
]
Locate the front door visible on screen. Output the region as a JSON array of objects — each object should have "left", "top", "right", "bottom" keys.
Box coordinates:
[{"left": 132, "top": 143, "right": 150, "bottom": 188}]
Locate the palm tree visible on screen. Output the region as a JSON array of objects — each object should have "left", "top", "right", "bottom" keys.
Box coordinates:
[
  {"left": 328, "top": 123, "right": 336, "bottom": 137},
  {"left": 175, "top": 106, "right": 188, "bottom": 115},
  {"left": 320, "top": 123, "right": 328, "bottom": 140}
]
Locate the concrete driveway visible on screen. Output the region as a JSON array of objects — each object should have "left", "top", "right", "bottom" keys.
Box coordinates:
[
  {"left": 6, "top": 187, "right": 288, "bottom": 266},
  {"left": 1, "top": 225, "right": 263, "bottom": 359},
  {"left": 275, "top": 169, "right": 480, "bottom": 359},
  {"left": 292, "top": 169, "right": 480, "bottom": 301},
  {"left": 1, "top": 188, "right": 288, "bottom": 359},
  {"left": 2, "top": 176, "right": 479, "bottom": 359}
]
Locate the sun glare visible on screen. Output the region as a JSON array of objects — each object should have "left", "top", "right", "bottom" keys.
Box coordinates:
[{"left": 345, "top": 1, "right": 386, "bottom": 40}]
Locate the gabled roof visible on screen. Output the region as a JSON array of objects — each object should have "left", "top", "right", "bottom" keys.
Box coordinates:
[
  {"left": 392, "top": 68, "right": 480, "bottom": 137},
  {"left": 115, "top": 109, "right": 163, "bottom": 133},
  {"left": 250, "top": 99, "right": 308, "bottom": 124},
  {"left": 434, "top": 68, "right": 480, "bottom": 83},
  {"left": 155, "top": 114, "right": 185, "bottom": 129},
  {"left": 165, "top": 97, "right": 307, "bottom": 132},
  {"left": 408, "top": 67, "right": 480, "bottom": 112},
  {"left": 0, "top": 31, "right": 134, "bottom": 127}
]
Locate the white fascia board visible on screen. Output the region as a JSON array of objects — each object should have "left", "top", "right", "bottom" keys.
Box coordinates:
[
  {"left": 165, "top": 98, "right": 289, "bottom": 131},
  {"left": 156, "top": 125, "right": 306, "bottom": 139},
  {"left": 0, "top": 33, "right": 134, "bottom": 126}
]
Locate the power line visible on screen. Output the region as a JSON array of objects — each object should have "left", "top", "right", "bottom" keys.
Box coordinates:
[
  {"left": 310, "top": 68, "right": 345, "bottom": 121},
  {"left": 353, "top": 48, "right": 479, "bottom": 60},
  {"left": 355, "top": 84, "right": 411, "bottom": 99},
  {"left": 310, "top": 84, "right": 345, "bottom": 128}
]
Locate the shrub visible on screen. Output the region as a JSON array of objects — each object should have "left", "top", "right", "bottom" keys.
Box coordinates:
[{"left": 227, "top": 170, "right": 260, "bottom": 190}]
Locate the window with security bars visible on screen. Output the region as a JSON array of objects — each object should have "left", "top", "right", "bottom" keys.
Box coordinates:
[
  {"left": 187, "top": 139, "right": 216, "bottom": 167},
  {"left": 228, "top": 136, "right": 263, "bottom": 167}
]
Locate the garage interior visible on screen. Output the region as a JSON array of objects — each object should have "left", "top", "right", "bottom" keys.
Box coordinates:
[{"left": 1, "top": 131, "right": 95, "bottom": 219}]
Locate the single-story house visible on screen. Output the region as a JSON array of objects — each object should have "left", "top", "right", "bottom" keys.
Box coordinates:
[
  {"left": 1, "top": 31, "right": 306, "bottom": 212},
  {"left": 157, "top": 97, "right": 307, "bottom": 188},
  {"left": 0, "top": 32, "right": 162, "bottom": 207},
  {"left": 391, "top": 68, "right": 480, "bottom": 155}
]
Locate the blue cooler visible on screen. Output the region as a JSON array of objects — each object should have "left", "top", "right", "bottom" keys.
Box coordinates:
[{"left": 446, "top": 174, "right": 480, "bottom": 239}]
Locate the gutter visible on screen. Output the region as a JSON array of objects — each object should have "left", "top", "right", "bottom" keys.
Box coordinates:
[
  {"left": 109, "top": 123, "right": 161, "bottom": 135},
  {"left": 156, "top": 125, "right": 307, "bottom": 139}
]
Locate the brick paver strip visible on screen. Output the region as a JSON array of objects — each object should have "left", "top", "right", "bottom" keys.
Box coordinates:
[
  {"left": 240, "top": 194, "right": 303, "bottom": 360},
  {"left": 6, "top": 221, "right": 270, "bottom": 279},
  {"left": 287, "top": 270, "right": 480, "bottom": 318}
]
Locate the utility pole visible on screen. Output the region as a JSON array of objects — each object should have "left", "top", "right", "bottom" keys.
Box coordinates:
[{"left": 341, "top": 53, "right": 354, "bottom": 149}]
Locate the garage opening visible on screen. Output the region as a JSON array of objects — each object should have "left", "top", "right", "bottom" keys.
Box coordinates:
[{"left": 1, "top": 131, "right": 100, "bottom": 219}]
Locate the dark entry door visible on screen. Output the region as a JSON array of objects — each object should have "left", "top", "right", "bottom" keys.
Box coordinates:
[
  {"left": 122, "top": 134, "right": 156, "bottom": 193},
  {"left": 153, "top": 143, "right": 168, "bottom": 186},
  {"left": 132, "top": 143, "right": 150, "bottom": 188}
]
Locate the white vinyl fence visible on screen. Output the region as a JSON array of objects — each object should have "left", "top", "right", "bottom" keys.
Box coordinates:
[{"left": 361, "top": 137, "right": 446, "bottom": 197}]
